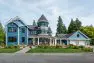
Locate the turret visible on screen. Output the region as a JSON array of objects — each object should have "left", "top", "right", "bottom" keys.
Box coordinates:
[
  {"left": 37, "top": 14, "right": 49, "bottom": 35},
  {"left": 37, "top": 14, "right": 49, "bottom": 27}
]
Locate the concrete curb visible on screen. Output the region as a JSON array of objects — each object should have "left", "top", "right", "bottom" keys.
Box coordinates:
[
  {"left": 0, "top": 52, "right": 94, "bottom": 56},
  {"left": 0, "top": 53, "right": 90, "bottom": 56}
]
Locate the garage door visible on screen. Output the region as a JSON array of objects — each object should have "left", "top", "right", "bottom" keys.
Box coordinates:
[
  {"left": 79, "top": 41, "right": 85, "bottom": 46},
  {"left": 70, "top": 40, "right": 77, "bottom": 45}
]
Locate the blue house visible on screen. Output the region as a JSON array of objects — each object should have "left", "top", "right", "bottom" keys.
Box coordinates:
[
  {"left": 5, "top": 16, "right": 28, "bottom": 46},
  {"left": 5, "top": 15, "right": 90, "bottom": 46},
  {"left": 5, "top": 15, "right": 52, "bottom": 46},
  {"left": 56, "top": 31, "right": 90, "bottom": 46}
]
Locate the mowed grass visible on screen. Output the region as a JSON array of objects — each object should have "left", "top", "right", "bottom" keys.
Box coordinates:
[
  {"left": 0, "top": 48, "right": 20, "bottom": 53},
  {"left": 27, "top": 48, "right": 85, "bottom": 53}
]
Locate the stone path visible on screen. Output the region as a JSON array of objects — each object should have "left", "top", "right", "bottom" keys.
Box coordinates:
[{"left": 15, "top": 46, "right": 30, "bottom": 53}]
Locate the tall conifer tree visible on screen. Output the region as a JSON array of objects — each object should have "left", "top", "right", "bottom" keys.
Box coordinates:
[
  {"left": 56, "top": 16, "right": 67, "bottom": 34},
  {"left": 68, "top": 18, "right": 82, "bottom": 33},
  {"left": 33, "top": 20, "right": 37, "bottom": 26},
  {"left": 75, "top": 18, "right": 82, "bottom": 30}
]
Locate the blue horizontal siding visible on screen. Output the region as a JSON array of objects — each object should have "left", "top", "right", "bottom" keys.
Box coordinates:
[
  {"left": 19, "top": 26, "right": 28, "bottom": 45},
  {"left": 7, "top": 23, "right": 18, "bottom": 46},
  {"left": 69, "top": 31, "right": 89, "bottom": 40}
]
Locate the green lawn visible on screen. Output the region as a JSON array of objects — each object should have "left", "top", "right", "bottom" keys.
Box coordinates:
[
  {"left": 0, "top": 48, "right": 20, "bottom": 53},
  {"left": 27, "top": 48, "right": 86, "bottom": 53}
]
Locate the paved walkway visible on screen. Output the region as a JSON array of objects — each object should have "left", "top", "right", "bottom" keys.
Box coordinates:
[{"left": 15, "top": 46, "right": 30, "bottom": 54}]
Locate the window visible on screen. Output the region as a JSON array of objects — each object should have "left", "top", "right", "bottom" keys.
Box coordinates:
[
  {"left": 22, "top": 28, "right": 25, "bottom": 33},
  {"left": 8, "top": 27, "right": 17, "bottom": 32},
  {"left": 22, "top": 37, "right": 25, "bottom": 42},
  {"left": 77, "top": 34, "right": 80, "bottom": 37},
  {"left": 8, "top": 37, "right": 17, "bottom": 42}
]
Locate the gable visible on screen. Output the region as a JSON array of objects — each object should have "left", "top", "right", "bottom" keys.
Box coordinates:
[
  {"left": 68, "top": 31, "right": 90, "bottom": 40},
  {"left": 6, "top": 16, "right": 27, "bottom": 27},
  {"left": 13, "top": 19, "right": 25, "bottom": 27},
  {"left": 7, "top": 22, "right": 18, "bottom": 27}
]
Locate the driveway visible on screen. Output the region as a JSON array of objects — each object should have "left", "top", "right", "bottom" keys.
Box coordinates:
[{"left": 0, "top": 53, "right": 94, "bottom": 63}]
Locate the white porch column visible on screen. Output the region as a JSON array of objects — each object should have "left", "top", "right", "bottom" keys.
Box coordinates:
[
  {"left": 50, "top": 38, "right": 52, "bottom": 46},
  {"left": 6, "top": 26, "right": 7, "bottom": 46},
  {"left": 67, "top": 40, "right": 70, "bottom": 45},
  {"left": 27, "top": 28, "right": 28, "bottom": 45},
  {"left": 55, "top": 38, "right": 57, "bottom": 46},
  {"left": 52, "top": 39, "right": 54, "bottom": 46},
  {"left": 33, "top": 37, "right": 35, "bottom": 45},
  {"left": 18, "top": 27, "right": 20, "bottom": 45},
  {"left": 67, "top": 40, "right": 69, "bottom": 45},
  {"left": 38, "top": 37, "right": 39, "bottom": 45},
  {"left": 60, "top": 39, "right": 62, "bottom": 45}
]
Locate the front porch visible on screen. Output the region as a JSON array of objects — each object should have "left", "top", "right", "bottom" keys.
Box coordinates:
[
  {"left": 56, "top": 38, "right": 69, "bottom": 46},
  {"left": 28, "top": 36, "right": 69, "bottom": 46},
  {"left": 28, "top": 35, "right": 56, "bottom": 46}
]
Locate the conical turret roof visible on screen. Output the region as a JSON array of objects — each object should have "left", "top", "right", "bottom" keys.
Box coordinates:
[{"left": 38, "top": 14, "right": 48, "bottom": 22}]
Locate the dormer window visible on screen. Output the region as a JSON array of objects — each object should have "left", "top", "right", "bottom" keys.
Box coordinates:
[{"left": 77, "top": 34, "right": 80, "bottom": 37}]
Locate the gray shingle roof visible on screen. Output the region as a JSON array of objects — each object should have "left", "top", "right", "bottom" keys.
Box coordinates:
[
  {"left": 38, "top": 14, "right": 48, "bottom": 22},
  {"left": 56, "top": 32, "right": 75, "bottom": 38},
  {"left": 27, "top": 25, "right": 40, "bottom": 30}
]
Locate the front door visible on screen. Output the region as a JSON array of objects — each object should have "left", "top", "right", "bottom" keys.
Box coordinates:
[{"left": 62, "top": 40, "right": 67, "bottom": 45}]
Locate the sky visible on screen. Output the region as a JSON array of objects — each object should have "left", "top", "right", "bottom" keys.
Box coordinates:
[{"left": 0, "top": 0, "right": 94, "bottom": 36}]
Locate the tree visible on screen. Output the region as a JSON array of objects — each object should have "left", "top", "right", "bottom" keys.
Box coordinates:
[
  {"left": 75, "top": 18, "right": 82, "bottom": 30},
  {"left": 68, "top": 18, "right": 82, "bottom": 33},
  {"left": 33, "top": 20, "right": 37, "bottom": 26},
  {"left": 63, "top": 24, "right": 67, "bottom": 33},
  {"left": 80, "top": 25, "right": 94, "bottom": 45},
  {"left": 56, "top": 16, "right": 67, "bottom": 34},
  {"left": 68, "top": 19, "right": 76, "bottom": 33},
  {"left": 0, "top": 21, "right": 5, "bottom": 44}
]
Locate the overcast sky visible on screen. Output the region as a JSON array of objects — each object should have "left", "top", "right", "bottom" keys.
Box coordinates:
[{"left": 0, "top": 0, "right": 94, "bottom": 35}]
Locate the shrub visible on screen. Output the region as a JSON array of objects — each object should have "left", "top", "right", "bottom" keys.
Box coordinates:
[
  {"left": 79, "top": 46, "right": 85, "bottom": 49},
  {"left": 43, "top": 45, "right": 49, "bottom": 49},
  {"left": 37, "top": 45, "right": 63, "bottom": 49},
  {"left": 5, "top": 46, "right": 9, "bottom": 49},
  {"left": 67, "top": 44, "right": 79, "bottom": 49},
  {"left": 55, "top": 45, "right": 62, "bottom": 48},
  {"left": 14, "top": 45, "right": 20, "bottom": 49},
  {"left": 72, "top": 46, "right": 79, "bottom": 49},
  {"left": 37, "top": 45, "right": 43, "bottom": 48},
  {"left": 50, "top": 46, "right": 56, "bottom": 48},
  {"left": 1, "top": 43, "right": 5, "bottom": 48},
  {"left": 37, "top": 45, "right": 48, "bottom": 49},
  {"left": 5, "top": 45, "right": 20, "bottom": 49},
  {"left": 67, "top": 44, "right": 74, "bottom": 49},
  {"left": 83, "top": 47, "right": 93, "bottom": 52},
  {"left": 8, "top": 45, "right": 15, "bottom": 49}
]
